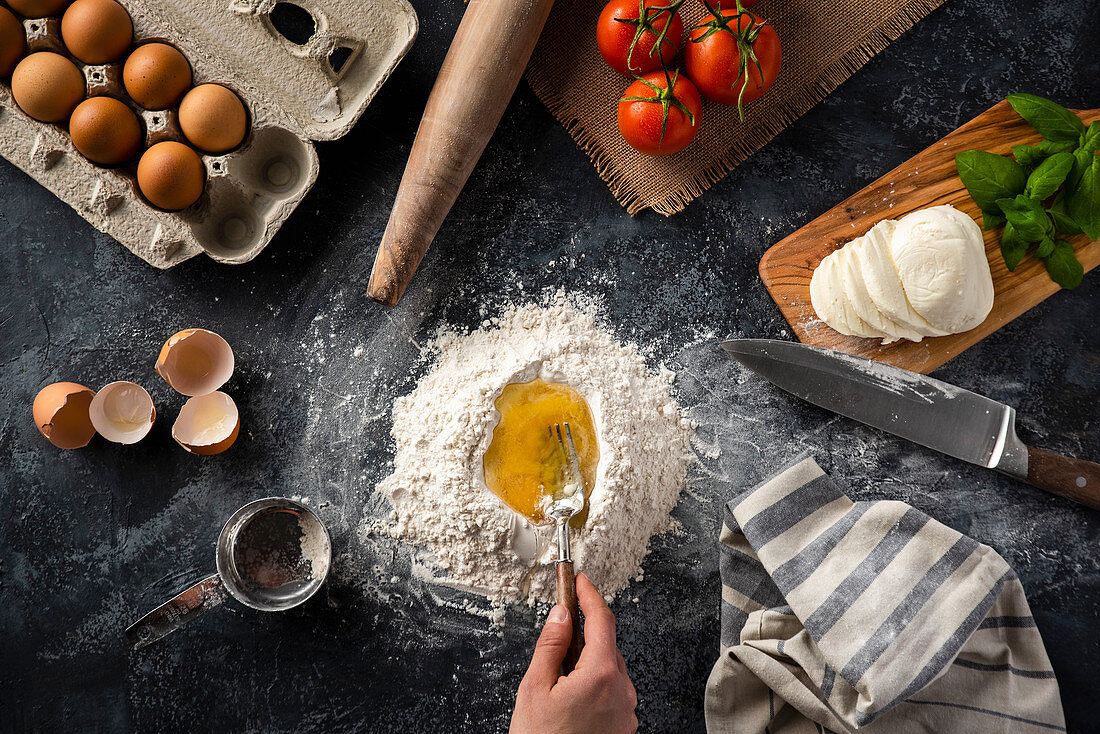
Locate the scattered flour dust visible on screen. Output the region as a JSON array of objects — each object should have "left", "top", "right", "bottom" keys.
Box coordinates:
[{"left": 373, "top": 292, "right": 693, "bottom": 609}]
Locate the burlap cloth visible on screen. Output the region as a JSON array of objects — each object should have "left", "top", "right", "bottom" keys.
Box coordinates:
[{"left": 525, "top": 0, "right": 947, "bottom": 215}]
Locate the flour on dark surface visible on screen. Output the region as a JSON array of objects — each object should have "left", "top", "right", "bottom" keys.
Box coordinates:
[{"left": 1, "top": 0, "right": 1098, "bottom": 731}]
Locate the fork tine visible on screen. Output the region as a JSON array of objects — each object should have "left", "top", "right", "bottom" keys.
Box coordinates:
[
  {"left": 555, "top": 422, "right": 584, "bottom": 490},
  {"left": 550, "top": 423, "right": 563, "bottom": 455}
]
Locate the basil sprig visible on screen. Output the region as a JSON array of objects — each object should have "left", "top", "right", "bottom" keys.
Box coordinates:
[{"left": 955, "top": 94, "right": 1099, "bottom": 289}]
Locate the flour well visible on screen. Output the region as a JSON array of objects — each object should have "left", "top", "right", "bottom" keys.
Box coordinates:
[{"left": 375, "top": 293, "right": 693, "bottom": 606}]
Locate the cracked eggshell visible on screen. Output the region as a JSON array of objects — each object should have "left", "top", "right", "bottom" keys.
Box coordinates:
[
  {"left": 88, "top": 381, "right": 155, "bottom": 444},
  {"left": 155, "top": 328, "right": 234, "bottom": 396},
  {"left": 173, "top": 390, "right": 239, "bottom": 455},
  {"left": 33, "top": 382, "right": 97, "bottom": 449}
]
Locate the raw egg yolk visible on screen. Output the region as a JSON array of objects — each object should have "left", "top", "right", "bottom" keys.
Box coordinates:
[{"left": 483, "top": 379, "right": 599, "bottom": 528}]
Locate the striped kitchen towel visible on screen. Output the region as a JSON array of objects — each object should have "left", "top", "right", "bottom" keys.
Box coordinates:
[{"left": 705, "top": 456, "right": 1066, "bottom": 733}]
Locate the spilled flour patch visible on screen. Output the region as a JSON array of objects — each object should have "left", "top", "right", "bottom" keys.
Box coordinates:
[{"left": 369, "top": 292, "right": 693, "bottom": 608}]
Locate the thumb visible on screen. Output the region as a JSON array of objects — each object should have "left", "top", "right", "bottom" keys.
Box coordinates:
[{"left": 522, "top": 605, "right": 572, "bottom": 690}]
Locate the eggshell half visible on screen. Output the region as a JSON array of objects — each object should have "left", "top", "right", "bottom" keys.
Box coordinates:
[
  {"left": 33, "top": 381, "right": 96, "bottom": 449},
  {"left": 155, "top": 328, "right": 234, "bottom": 396},
  {"left": 89, "top": 381, "right": 155, "bottom": 444},
  {"left": 173, "top": 391, "right": 239, "bottom": 455}
]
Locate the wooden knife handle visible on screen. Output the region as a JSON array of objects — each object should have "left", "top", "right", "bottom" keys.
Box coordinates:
[
  {"left": 1026, "top": 446, "right": 1100, "bottom": 510},
  {"left": 367, "top": 0, "right": 556, "bottom": 307},
  {"left": 556, "top": 560, "right": 584, "bottom": 675}
]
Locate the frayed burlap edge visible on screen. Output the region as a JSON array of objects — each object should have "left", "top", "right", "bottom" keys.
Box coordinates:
[{"left": 524, "top": 0, "right": 947, "bottom": 216}]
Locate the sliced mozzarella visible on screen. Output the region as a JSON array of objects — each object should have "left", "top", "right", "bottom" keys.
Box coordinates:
[
  {"left": 810, "top": 249, "right": 885, "bottom": 339},
  {"left": 855, "top": 221, "right": 951, "bottom": 339},
  {"left": 835, "top": 238, "right": 924, "bottom": 344},
  {"left": 890, "top": 205, "right": 994, "bottom": 333}
]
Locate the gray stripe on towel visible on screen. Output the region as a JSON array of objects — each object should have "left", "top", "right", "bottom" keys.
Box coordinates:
[
  {"left": 952, "top": 658, "right": 1058, "bottom": 679},
  {"left": 840, "top": 534, "right": 980, "bottom": 686},
  {"left": 720, "top": 600, "right": 750, "bottom": 648},
  {"left": 720, "top": 542, "right": 785, "bottom": 611},
  {"left": 904, "top": 699, "right": 1066, "bottom": 731},
  {"left": 771, "top": 501, "right": 874, "bottom": 594},
  {"left": 741, "top": 474, "right": 844, "bottom": 548},
  {"left": 978, "top": 615, "right": 1036, "bottom": 629},
  {"left": 803, "top": 507, "right": 930, "bottom": 639},
  {"left": 820, "top": 665, "right": 836, "bottom": 699},
  {"left": 856, "top": 571, "right": 1010, "bottom": 724}
]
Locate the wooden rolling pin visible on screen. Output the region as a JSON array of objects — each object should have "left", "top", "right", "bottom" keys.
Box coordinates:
[{"left": 368, "top": 0, "right": 556, "bottom": 307}]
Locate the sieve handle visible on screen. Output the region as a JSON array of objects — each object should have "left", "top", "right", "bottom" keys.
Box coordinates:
[{"left": 125, "top": 574, "right": 230, "bottom": 650}]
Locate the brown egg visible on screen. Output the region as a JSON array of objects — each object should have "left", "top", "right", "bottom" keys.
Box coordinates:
[
  {"left": 178, "top": 83, "right": 248, "bottom": 154},
  {"left": 61, "top": 0, "right": 131, "bottom": 64},
  {"left": 0, "top": 7, "right": 26, "bottom": 76},
  {"left": 33, "top": 381, "right": 96, "bottom": 449},
  {"left": 123, "top": 42, "right": 191, "bottom": 110},
  {"left": 6, "top": 0, "right": 71, "bottom": 17},
  {"left": 137, "top": 141, "right": 204, "bottom": 210},
  {"left": 11, "top": 51, "right": 85, "bottom": 121},
  {"left": 69, "top": 96, "right": 142, "bottom": 165}
]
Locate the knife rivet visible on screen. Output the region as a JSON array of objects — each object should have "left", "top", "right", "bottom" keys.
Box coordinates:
[{"left": 1077, "top": 477, "right": 1087, "bottom": 488}]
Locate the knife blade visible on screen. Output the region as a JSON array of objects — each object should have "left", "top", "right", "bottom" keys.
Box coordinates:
[{"left": 720, "top": 339, "right": 1100, "bottom": 510}]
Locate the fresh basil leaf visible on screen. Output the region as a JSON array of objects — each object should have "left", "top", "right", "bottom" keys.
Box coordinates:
[
  {"left": 996, "top": 195, "right": 1050, "bottom": 241},
  {"left": 1007, "top": 93, "right": 1086, "bottom": 142},
  {"left": 1001, "top": 221, "right": 1029, "bottom": 271},
  {"left": 1012, "top": 144, "right": 1047, "bottom": 169},
  {"left": 956, "top": 150, "right": 1027, "bottom": 214},
  {"left": 1067, "top": 146, "right": 1095, "bottom": 192},
  {"left": 1036, "top": 236, "right": 1055, "bottom": 258},
  {"left": 1025, "top": 151, "right": 1074, "bottom": 200},
  {"left": 1044, "top": 239, "right": 1084, "bottom": 289},
  {"left": 982, "top": 210, "right": 1006, "bottom": 230},
  {"left": 1013, "top": 139, "right": 1075, "bottom": 169},
  {"left": 1049, "top": 207, "right": 1083, "bottom": 235},
  {"left": 1081, "top": 122, "right": 1100, "bottom": 155},
  {"left": 1066, "top": 156, "right": 1100, "bottom": 240},
  {"left": 1049, "top": 192, "right": 1083, "bottom": 235}
]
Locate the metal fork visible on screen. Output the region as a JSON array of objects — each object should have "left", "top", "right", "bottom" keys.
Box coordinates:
[{"left": 548, "top": 422, "right": 586, "bottom": 674}]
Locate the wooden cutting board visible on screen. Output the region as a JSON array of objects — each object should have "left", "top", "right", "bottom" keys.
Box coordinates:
[{"left": 759, "top": 100, "right": 1100, "bottom": 374}]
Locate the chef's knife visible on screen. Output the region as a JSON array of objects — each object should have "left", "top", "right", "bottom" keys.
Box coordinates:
[{"left": 720, "top": 339, "right": 1100, "bottom": 510}]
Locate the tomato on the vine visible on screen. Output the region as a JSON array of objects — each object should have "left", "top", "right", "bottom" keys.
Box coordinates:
[
  {"left": 684, "top": 0, "right": 781, "bottom": 115},
  {"left": 617, "top": 69, "right": 703, "bottom": 156},
  {"left": 597, "top": 0, "right": 685, "bottom": 77}
]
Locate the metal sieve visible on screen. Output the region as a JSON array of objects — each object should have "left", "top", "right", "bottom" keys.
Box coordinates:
[{"left": 125, "top": 497, "right": 331, "bottom": 650}]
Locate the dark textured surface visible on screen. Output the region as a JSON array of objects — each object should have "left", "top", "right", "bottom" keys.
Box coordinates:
[{"left": 2, "top": 0, "right": 1099, "bottom": 731}]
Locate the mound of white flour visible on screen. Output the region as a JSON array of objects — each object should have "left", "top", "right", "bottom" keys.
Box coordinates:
[{"left": 376, "top": 293, "right": 693, "bottom": 606}]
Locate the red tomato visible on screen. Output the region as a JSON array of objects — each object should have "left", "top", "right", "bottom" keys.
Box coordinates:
[
  {"left": 684, "top": 3, "right": 781, "bottom": 114},
  {"left": 617, "top": 70, "right": 703, "bottom": 156},
  {"left": 597, "top": 0, "right": 685, "bottom": 77}
]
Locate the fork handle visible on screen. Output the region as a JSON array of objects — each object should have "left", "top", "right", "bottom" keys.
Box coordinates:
[{"left": 556, "top": 560, "right": 584, "bottom": 675}]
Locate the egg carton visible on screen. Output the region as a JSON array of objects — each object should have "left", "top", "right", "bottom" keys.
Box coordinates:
[{"left": 0, "top": 0, "right": 417, "bottom": 267}]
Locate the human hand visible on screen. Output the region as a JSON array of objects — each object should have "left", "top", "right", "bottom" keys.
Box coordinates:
[{"left": 509, "top": 573, "right": 638, "bottom": 734}]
